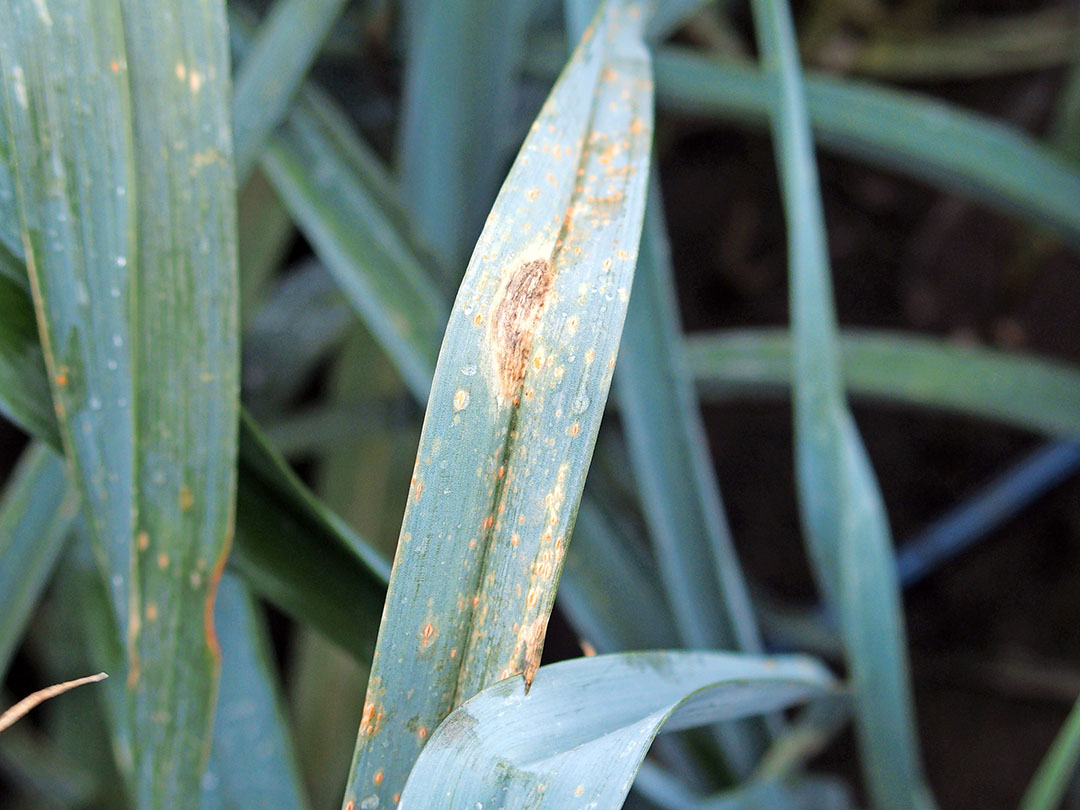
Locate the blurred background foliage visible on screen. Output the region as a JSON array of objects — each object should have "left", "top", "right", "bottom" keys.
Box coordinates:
[{"left": 1, "top": 0, "right": 1080, "bottom": 808}]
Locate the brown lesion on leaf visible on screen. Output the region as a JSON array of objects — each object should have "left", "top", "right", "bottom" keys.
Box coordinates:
[
  {"left": 516, "top": 614, "right": 551, "bottom": 690},
  {"left": 488, "top": 258, "right": 555, "bottom": 405}
]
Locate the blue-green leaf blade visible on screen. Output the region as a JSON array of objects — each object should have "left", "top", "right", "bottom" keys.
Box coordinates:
[
  {"left": 747, "top": 0, "right": 933, "bottom": 806},
  {"left": 0, "top": 443, "right": 78, "bottom": 682},
  {"left": 398, "top": 651, "right": 835, "bottom": 810},
  {"left": 232, "top": 0, "right": 351, "bottom": 180},
  {"left": 686, "top": 328, "right": 1080, "bottom": 439},
  {"left": 344, "top": 4, "right": 654, "bottom": 805}
]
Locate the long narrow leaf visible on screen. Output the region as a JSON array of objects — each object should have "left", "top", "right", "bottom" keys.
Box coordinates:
[
  {"left": 399, "top": 0, "right": 531, "bottom": 276},
  {"left": 201, "top": 574, "right": 313, "bottom": 810},
  {"left": 233, "top": 0, "right": 351, "bottom": 180},
  {"left": 652, "top": 48, "right": 1080, "bottom": 247},
  {"left": 344, "top": 4, "right": 654, "bottom": 805},
  {"left": 1, "top": 3, "right": 240, "bottom": 806},
  {"left": 0, "top": 443, "right": 77, "bottom": 683},
  {"left": 748, "top": 0, "right": 933, "bottom": 806},
  {"left": 617, "top": 187, "right": 769, "bottom": 773},
  {"left": 398, "top": 652, "right": 835, "bottom": 810},
  {"left": 525, "top": 43, "right": 1080, "bottom": 246},
  {"left": 686, "top": 328, "right": 1080, "bottom": 439},
  {"left": 1020, "top": 694, "right": 1080, "bottom": 810},
  {"left": 0, "top": 261, "right": 388, "bottom": 670}
]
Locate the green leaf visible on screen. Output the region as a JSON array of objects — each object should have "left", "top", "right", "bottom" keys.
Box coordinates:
[
  {"left": 237, "top": 170, "right": 294, "bottom": 329},
  {"left": 617, "top": 187, "right": 770, "bottom": 773},
  {"left": 557, "top": 498, "right": 676, "bottom": 653},
  {"left": 748, "top": 0, "right": 933, "bottom": 806},
  {"left": 201, "top": 574, "right": 313, "bottom": 810},
  {"left": 526, "top": 41, "right": 1080, "bottom": 246},
  {"left": 686, "top": 328, "right": 1080, "bottom": 439},
  {"left": 651, "top": 47, "right": 1080, "bottom": 247},
  {"left": 0, "top": 0, "right": 137, "bottom": 633},
  {"left": 0, "top": 443, "right": 77, "bottom": 683},
  {"left": 260, "top": 95, "right": 448, "bottom": 402},
  {"left": 343, "top": 4, "right": 654, "bottom": 805},
  {"left": 1019, "top": 694, "right": 1080, "bottom": 810},
  {"left": 398, "top": 0, "right": 531, "bottom": 276},
  {"left": 0, "top": 247, "right": 388, "bottom": 674},
  {"left": 1, "top": 1, "right": 240, "bottom": 805},
  {"left": 0, "top": 110, "right": 23, "bottom": 263},
  {"left": 232, "top": 0, "right": 351, "bottom": 180},
  {"left": 397, "top": 651, "right": 835, "bottom": 810},
  {"left": 0, "top": 272, "right": 57, "bottom": 444},
  {"left": 60, "top": 533, "right": 313, "bottom": 810}
]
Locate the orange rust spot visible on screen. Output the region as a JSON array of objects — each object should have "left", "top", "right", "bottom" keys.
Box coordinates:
[
  {"left": 203, "top": 548, "right": 228, "bottom": 663},
  {"left": 450, "top": 648, "right": 457, "bottom": 658},
  {"left": 418, "top": 727, "right": 428, "bottom": 740},
  {"left": 420, "top": 622, "right": 437, "bottom": 649},
  {"left": 482, "top": 515, "right": 495, "bottom": 531},
  {"left": 136, "top": 531, "right": 150, "bottom": 551},
  {"left": 511, "top": 532, "right": 520, "bottom": 547},
  {"left": 570, "top": 423, "right": 580, "bottom": 436},
  {"left": 145, "top": 602, "right": 158, "bottom": 622},
  {"left": 581, "top": 640, "right": 597, "bottom": 658},
  {"left": 345, "top": 802, "right": 355, "bottom": 810},
  {"left": 414, "top": 480, "right": 423, "bottom": 501},
  {"left": 374, "top": 770, "right": 384, "bottom": 785},
  {"left": 110, "top": 60, "right": 120, "bottom": 73},
  {"left": 55, "top": 371, "right": 68, "bottom": 387},
  {"left": 496, "top": 465, "right": 505, "bottom": 479},
  {"left": 473, "top": 313, "right": 483, "bottom": 326},
  {"left": 394, "top": 793, "right": 400, "bottom": 804},
  {"left": 179, "top": 485, "right": 194, "bottom": 512},
  {"left": 471, "top": 595, "right": 480, "bottom": 606},
  {"left": 156, "top": 552, "right": 169, "bottom": 570},
  {"left": 489, "top": 258, "right": 555, "bottom": 403}
]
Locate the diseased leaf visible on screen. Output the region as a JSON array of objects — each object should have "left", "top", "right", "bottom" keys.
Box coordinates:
[
  {"left": 398, "top": 652, "right": 835, "bottom": 810},
  {"left": 526, "top": 42, "right": 1080, "bottom": 246},
  {"left": 1, "top": 1, "right": 240, "bottom": 805},
  {"left": 343, "top": 3, "right": 654, "bottom": 805},
  {"left": 200, "top": 574, "right": 312, "bottom": 810}
]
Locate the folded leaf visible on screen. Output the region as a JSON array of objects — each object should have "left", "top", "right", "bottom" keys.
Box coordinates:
[{"left": 398, "top": 651, "right": 835, "bottom": 810}]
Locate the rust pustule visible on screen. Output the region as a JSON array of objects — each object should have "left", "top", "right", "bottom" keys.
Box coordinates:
[{"left": 488, "top": 257, "right": 555, "bottom": 403}]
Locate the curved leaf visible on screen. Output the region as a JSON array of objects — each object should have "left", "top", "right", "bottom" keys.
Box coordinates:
[
  {"left": 398, "top": 651, "right": 835, "bottom": 810},
  {"left": 344, "top": 3, "right": 654, "bottom": 805},
  {"left": 686, "top": 328, "right": 1080, "bottom": 439},
  {"left": 748, "top": 0, "right": 933, "bottom": 805}
]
